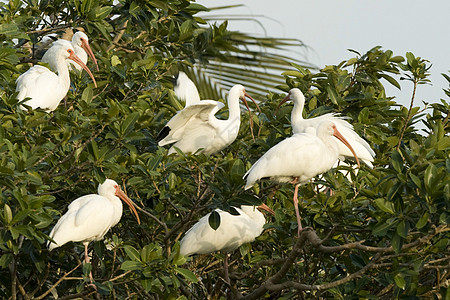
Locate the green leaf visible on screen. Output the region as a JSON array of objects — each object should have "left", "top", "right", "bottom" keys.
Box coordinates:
[
  {"left": 121, "top": 112, "right": 140, "bottom": 136},
  {"left": 380, "top": 74, "right": 401, "bottom": 90},
  {"left": 424, "top": 163, "right": 438, "bottom": 193},
  {"left": 175, "top": 267, "right": 198, "bottom": 283},
  {"left": 208, "top": 211, "right": 220, "bottom": 230},
  {"left": 81, "top": 86, "right": 93, "bottom": 103},
  {"left": 374, "top": 198, "right": 395, "bottom": 214},
  {"left": 396, "top": 220, "right": 409, "bottom": 238},
  {"left": 405, "top": 52, "right": 415, "bottom": 66},
  {"left": 83, "top": 263, "right": 92, "bottom": 276},
  {"left": 391, "top": 233, "right": 403, "bottom": 253},
  {"left": 121, "top": 260, "right": 142, "bottom": 271},
  {"left": 123, "top": 245, "right": 141, "bottom": 261},
  {"left": 394, "top": 273, "right": 406, "bottom": 289},
  {"left": 391, "top": 150, "right": 404, "bottom": 173},
  {"left": 372, "top": 221, "right": 393, "bottom": 236},
  {"left": 0, "top": 254, "right": 13, "bottom": 268},
  {"left": 326, "top": 86, "right": 339, "bottom": 105},
  {"left": 409, "top": 173, "right": 422, "bottom": 189},
  {"left": 168, "top": 172, "right": 177, "bottom": 190},
  {"left": 416, "top": 212, "right": 429, "bottom": 229},
  {"left": 3, "top": 204, "right": 12, "bottom": 223}
]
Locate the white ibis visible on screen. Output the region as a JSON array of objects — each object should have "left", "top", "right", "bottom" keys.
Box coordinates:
[
  {"left": 244, "top": 120, "right": 360, "bottom": 236},
  {"left": 48, "top": 179, "right": 140, "bottom": 280},
  {"left": 279, "top": 88, "right": 375, "bottom": 168},
  {"left": 16, "top": 42, "right": 97, "bottom": 112},
  {"left": 174, "top": 71, "right": 200, "bottom": 107},
  {"left": 180, "top": 204, "right": 274, "bottom": 283},
  {"left": 42, "top": 31, "right": 99, "bottom": 72},
  {"left": 156, "top": 84, "right": 259, "bottom": 155}
]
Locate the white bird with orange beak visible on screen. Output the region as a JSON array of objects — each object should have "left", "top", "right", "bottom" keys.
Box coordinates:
[
  {"left": 42, "top": 31, "right": 99, "bottom": 72},
  {"left": 16, "top": 42, "right": 97, "bottom": 112},
  {"left": 244, "top": 120, "right": 360, "bottom": 236},
  {"left": 48, "top": 179, "right": 140, "bottom": 280},
  {"left": 279, "top": 88, "right": 375, "bottom": 168}
]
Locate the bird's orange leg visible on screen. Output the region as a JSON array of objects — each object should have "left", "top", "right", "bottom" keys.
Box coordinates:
[
  {"left": 83, "top": 242, "right": 95, "bottom": 286},
  {"left": 293, "top": 183, "right": 303, "bottom": 237}
]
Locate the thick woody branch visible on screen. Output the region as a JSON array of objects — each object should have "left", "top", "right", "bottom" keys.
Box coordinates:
[{"left": 241, "top": 225, "right": 447, "bottom": 299}]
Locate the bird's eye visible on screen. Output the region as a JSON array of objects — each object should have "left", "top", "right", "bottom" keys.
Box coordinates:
[{"left": 67, "top": 49, "right": 73, "bottom": 54}]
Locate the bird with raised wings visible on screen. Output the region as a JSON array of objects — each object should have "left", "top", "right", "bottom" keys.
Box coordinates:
[{"left": 156, "top": 84, "right": 259, "bottom": 155}]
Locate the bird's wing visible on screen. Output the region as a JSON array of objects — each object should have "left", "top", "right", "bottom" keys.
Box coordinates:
[
  {"left": 174, "top": 73, "right": 201, "bottom": 106},
  {"left": 48, "top": 195, "right": 114, "bottom": 249},
  {"left": 332, "top": 118, "right": 375, "bottom": 167},
  {"left": 157, "top": 100, "right": 222, "bottom": 145},
  {"left": 16, "top": 66, "right": 52, "bottom": 100},
  {"left": 180, "top": 209, "right": 258, "bottom": 256},
  {"left": 294, "top": 113, "right": 375, "bottom": 167},
  {"left": 244, "top": 134, "right": 329, "bottom": 188}
]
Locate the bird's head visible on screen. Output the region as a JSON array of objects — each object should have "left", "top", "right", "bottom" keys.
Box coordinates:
[
  {"left": 318, "top": 121, "right": 361, "bottom": 168},
  {"left": 63, "top": 45, "right": 97, "bottom": 87},
  {"left": 99, "top": 179, "right": 141, "bottom": 224},
  {"left": 74, "top": 31, "right": 99, "bottom": 71},
  {"left": 277, "top": 88, "right": 305, "bottom": 113}
]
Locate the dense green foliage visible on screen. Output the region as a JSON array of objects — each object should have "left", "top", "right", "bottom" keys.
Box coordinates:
[{"left": 0, "top": 0, "right": 448, "bottom": 299}]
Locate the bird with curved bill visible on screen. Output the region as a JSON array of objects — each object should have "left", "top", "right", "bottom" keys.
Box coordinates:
[
  {"left": 279, "top": 88, "right": 375, "bottom": 168},
  {"left": 42, "top": 30, "right": 99, "bottom": 72},
  {"left": 16, "top": 42, "right": 97, "bottom": 112},
  {"left": 48, "top": 179, "right": 140, "bottom": 282},
  {"left": 244, "top": 120, "right": 360, "bottom": 236},
  {"left": 157, "top": 84, "right": 260, "bottom": 155}
]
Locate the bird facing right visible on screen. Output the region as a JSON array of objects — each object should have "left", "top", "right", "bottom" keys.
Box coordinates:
[
  {"left": 279, "top": 88, "right": 375, "bottom": 168},
  {"left": 179, "top": 204, "right": 274, "bottom": 257},
  {"left": 16, "top": 42, "right": 97, "bottom": 112},
  {"left": 244, "top": 120, "right": 360, "bottom": 236}
]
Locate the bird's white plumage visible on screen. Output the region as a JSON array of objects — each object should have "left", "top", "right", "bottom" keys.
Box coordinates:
[
  {"left": 283, "top": 88, "right": 375, "bottom": 168},
  {"left": 179, "top": 206, "right": 267, "bottom": 256},
  {"left": 158, "top": 84, "right": 250, "bottom": 155},
  {"left": 174, "top": 71, "right": 201, "bottom": 106},
  {"left": 16, "top": 42, "right": 96, "bottom": 112},
  {"left": 244, "top": 122, "right": 341, "bottom": 189},
  {"left": 48, "top": 179, "right": 125, "bottom": 250}
]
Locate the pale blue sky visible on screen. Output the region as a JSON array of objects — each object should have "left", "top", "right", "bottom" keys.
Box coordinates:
[{"left": 199, "top": 0, "right": 449, "bottom": 111}]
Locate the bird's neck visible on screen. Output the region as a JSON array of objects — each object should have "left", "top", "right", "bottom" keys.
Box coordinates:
[
  {"left": 109, "top": 196, "right": 124, "bottom": 227},
  {"left": 227, "top": 94, "right": 241, "bottom": 121},
  {"left": 55, "top": 57, "right": 71, "bottom": 90},
  {"left": 291, "top": 100, "right": 305, "bottom": 123}
]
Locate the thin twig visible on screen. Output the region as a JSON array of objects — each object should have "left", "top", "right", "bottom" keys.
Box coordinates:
[
  {"left": 396, "top": 80, "right": 418, "bottom": 149},
  {"left": 35, "top": 263, "right": 82, "bottom": 300}
]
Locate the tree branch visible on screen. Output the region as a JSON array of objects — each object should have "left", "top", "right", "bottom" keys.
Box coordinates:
[{"left": 35, "top": 263, "right": 82, "bottom": 300}]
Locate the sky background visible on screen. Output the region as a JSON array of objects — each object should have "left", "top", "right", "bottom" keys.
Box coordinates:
[{"left": 198, "top": 0, "right": 449, "bottom": 113}]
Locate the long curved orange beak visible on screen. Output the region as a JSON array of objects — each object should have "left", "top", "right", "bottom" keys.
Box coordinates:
[
  {"left": 275, "top": 93, "right": 290, "bottom": 114},
  {"left": 115, "top": 186, "right": 141, "bottom": 224},
  {"left": 257, "top": 203, "right": 275, "bottom": 215},
  {"left": 80, "top": 38, "right": 99, "bottom": 71},
  {"left": 332, "top": 125, "right": 361, "bottom": 168},
  {"left": 244, "top": 91, "right": 261, "bottom": 113},
  {"left": 68, "top": 50, "right": 97, "bottom": 88}
]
